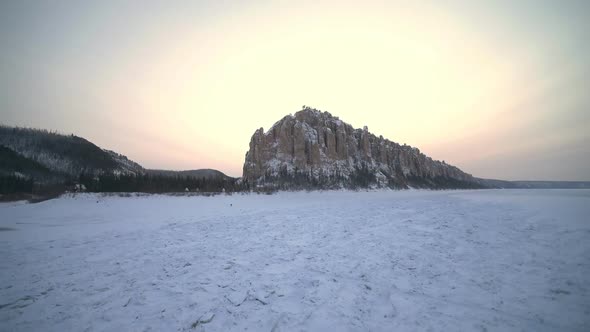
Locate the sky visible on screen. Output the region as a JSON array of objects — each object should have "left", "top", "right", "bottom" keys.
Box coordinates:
[{"left": 1, "top": 0, "right": 589, "bottom": 180}]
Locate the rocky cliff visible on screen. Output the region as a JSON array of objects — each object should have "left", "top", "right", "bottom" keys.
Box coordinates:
[{"left": 243, "top": 107, "right": 483, "bottom": 189}]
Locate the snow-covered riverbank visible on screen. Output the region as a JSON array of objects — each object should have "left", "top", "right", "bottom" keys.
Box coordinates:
[{"left": 1, "top": 190, "right": 589, "bottom": 331}]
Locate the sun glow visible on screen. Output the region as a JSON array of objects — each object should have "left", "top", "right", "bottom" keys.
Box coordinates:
[
  {"left": 114, "top": 2, "right": 532, "bottom": 176},
  {"left": 2, "top": 1, "right": 588, "bottom": 179}
]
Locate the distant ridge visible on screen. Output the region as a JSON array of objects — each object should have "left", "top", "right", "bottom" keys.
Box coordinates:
[
  {"left": 475, "top": 178, "right": 590, "bottom": 189},
  {"left": 147, "top": 168, "right": 234, "bottom": 180}
]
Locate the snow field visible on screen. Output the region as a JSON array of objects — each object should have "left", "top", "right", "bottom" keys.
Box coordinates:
[{"left": 1, "top": 190, "right": 589, "bottom": 331}]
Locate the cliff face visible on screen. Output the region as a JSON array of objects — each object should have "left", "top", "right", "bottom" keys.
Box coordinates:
[{"left": 243, "top": 107, "right": 482, "bottom": 189}]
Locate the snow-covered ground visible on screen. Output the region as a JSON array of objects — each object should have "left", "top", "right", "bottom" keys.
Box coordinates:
[{"left": 1, "top": 190, "right": 589, "bottom": 331}]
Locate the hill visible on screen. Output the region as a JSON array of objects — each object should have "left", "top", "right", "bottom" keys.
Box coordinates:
[
  {"left": 0, "top": 126, "right": 144, "bottom": 177},
  {"left": 0, "top": 125, "right": 238, "bottom": 196},
  {"left": 146, "top": 168, "right": 234, "bottom": 180}
]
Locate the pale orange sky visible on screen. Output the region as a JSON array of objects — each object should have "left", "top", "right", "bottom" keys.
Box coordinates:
[{"left": 1, "top": 1, "right": 589, "bottom": 180}]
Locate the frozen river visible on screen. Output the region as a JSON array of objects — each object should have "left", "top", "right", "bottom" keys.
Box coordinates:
[{"left": 1, "top": 190, "right": 589, "bottom": 331}]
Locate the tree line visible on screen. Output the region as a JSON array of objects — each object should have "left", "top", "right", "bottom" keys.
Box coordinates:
[
  {"left": 77, "top": 173, "right": 244, "bottom": 193},
  {"left": 0, "top": 173, "right": 246, "bottom": 196}
]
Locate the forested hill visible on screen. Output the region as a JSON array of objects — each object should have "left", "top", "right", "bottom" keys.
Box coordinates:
[
  {"left": 0, "top": 125, "right": 239, "bottom": 197},
  {"left": 0, "top": 126, "right": 144, "bottom": 177},
  {"left": 146, "top": 168, "right": 233, "bottom": 180}
]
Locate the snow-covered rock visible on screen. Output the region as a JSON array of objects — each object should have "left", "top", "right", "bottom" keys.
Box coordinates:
[{"left": 243, "top": 107, "right": 481, "bottom": 189}]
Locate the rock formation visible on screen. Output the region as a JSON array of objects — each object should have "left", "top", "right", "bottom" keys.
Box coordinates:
[{"left": 243, "top": 106, "right": 483, "bottom": 189}]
